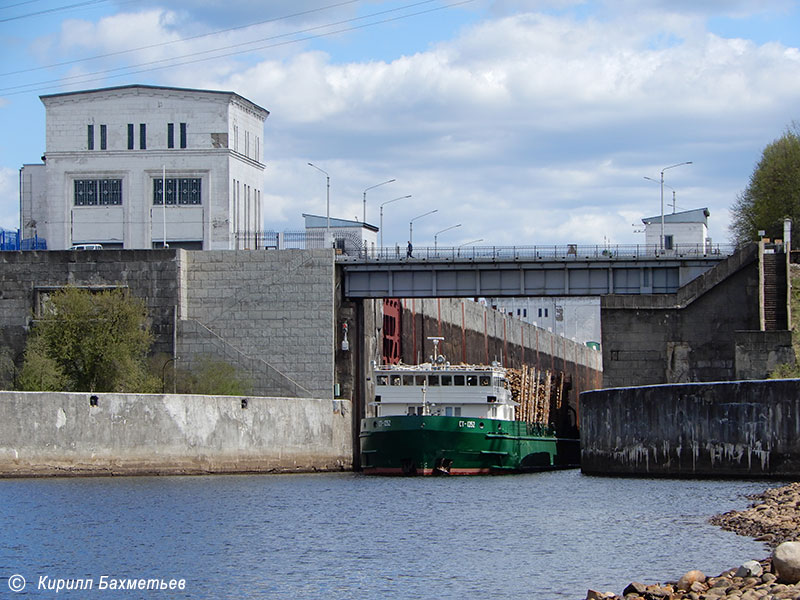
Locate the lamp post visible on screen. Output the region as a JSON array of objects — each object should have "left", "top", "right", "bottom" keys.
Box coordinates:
[
  {"left": 644, "top": 176, "right": 677, "bottom": 213},
  {"left": 379, "top": 195, "right": 411, "bottom": 248},
  {"left": 457, "top": 238, "right": 483, "bottom": 257},
  {"left": 659, "top": 161, "right": 692, "bottom": 251},
  {"left": 434, "top": 224, "right": 461, "bottom": 251},
  {"left": 308, "top": 162, "right": 330, "bottom": 246},
  {"left": 409, "top": 209, "right": 438, "bottom": 246},
  {"left": 363, "top": 179, "right": 395, "bottom": 224}
]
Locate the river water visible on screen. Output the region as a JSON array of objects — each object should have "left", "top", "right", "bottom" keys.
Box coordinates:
[{"left": 0, "top": 470, "right": 777, "bottom": 599}]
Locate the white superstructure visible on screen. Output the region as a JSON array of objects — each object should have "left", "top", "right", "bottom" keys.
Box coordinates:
[{"left": 374, "top": 363, "right": 516, "bottom": 420}]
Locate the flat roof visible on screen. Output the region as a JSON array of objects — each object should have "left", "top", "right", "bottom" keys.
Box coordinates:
[{"left": 40, "top": 84, "right": 269, "bottom": 117}]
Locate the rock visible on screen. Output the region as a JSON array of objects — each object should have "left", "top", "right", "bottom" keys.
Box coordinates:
[
  {"left": 735, "top": 560, "right": 764, "bottom": 578},
  {"left": 677, "top": 570, "right": 707, "bottom": 591},
  {"left": 773, "top": 541, "right": 800, "bottom": 583},
  {"left": 585, "top": 590, "right": 616, "bottom": 600},
  {"left": 689, "top": 580, "right": 707, "bottom": 593},
  {"left": 622, "top": 582, "right": 646, "bottom": 596}
]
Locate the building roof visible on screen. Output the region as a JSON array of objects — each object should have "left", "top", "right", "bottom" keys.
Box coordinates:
[
  {"left": 302, "top": 214, "right": 379, "bottom": 232},
  {"left": 40, "top": 84, "right": 269, "bottom": 118},
  {"left": 642, "top": 207, "right": 709, "bottom": 226}
]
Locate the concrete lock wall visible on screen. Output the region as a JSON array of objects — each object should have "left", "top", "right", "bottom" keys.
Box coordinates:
[
  {"left": 0, "top": 249, "right": 337, "bottom": 399},
  {"left": 0, "top": 392, "right": 352, "bottom": 476},
  {"left": 580, "top": 380, "right": 800, "bottom": 478}
]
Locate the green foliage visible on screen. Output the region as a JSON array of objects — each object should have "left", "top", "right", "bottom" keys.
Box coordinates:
[
  {"left": 0, "top": 347, "right": 18, "bottom": 390},
  {"left": 730, "top": 124, "right": 800, "bottom": 246},
  {"left": 177, "top": 355, "right": 252, "bottom": 396},
  {"left": 17, "top": 286, "right": 159, "bottom": 393}
]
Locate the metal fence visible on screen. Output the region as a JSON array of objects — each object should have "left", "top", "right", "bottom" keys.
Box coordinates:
[
  {"left": 338, "top": 242, "right": 737, "bottom": 262},
  {"left": 0, "top": 229, "right": 47, "bottom": 251}
]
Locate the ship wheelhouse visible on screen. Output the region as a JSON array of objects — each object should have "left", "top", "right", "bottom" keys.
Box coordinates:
[{"left": 373, "top": 364, "right": 516, "bottom": 421}]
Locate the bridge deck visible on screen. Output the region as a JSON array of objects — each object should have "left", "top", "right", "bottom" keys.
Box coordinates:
[{"left": 339, "top": 244, "right": 733, "bottom": 298}]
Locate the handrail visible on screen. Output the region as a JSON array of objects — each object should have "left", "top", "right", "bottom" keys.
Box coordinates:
[{"left": 336, "top": 243, "right": 736, "bottom": 262}]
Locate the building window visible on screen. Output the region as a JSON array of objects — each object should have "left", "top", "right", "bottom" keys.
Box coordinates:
[
  {"left": 167, "top": 123, "right": 174, "bottom": 149},
  {"left": 100, "top": 124, "right": 107, "bottom": 150},
  {"left": 87, "top": 124, "right": 94, "bottom": 150},
  {"left": 74, "top": 179, "right": 122, "bottom": 206},
  {"left": 139, "top": 123, "right": 146, "bottom": 149},
  {"left": 127, "top": 124, "right": 134, "bottom": 150},
  {"left": 180, "top": 123, "right": 187, "bottom": 148},
  {"left": 664, "top": 235, "right": 674, "bottom": 250},
  {"left": 153, "top": 178, "right": 201, "bottom": 205},
  {"left": 255, "top": 136, "right": 260, "bottom": 162}
]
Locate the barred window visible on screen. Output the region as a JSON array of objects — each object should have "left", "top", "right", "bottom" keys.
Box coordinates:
[
  {"left": 153, "top": 178, "right": 201, "bottom": 205},
  {"left": 74, "top": 179, "right": 123, "bottom": 206}
]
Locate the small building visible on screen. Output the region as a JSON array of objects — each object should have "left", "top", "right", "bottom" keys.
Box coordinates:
[
  {"left": 20, "top": 84, "right": 269, "bottom": 250},
  {"left": 642, "top": 207, "right": 710, "bottom": 251},
  {"left": 302, "top": 214, "right": 378, "bottom": 255}
]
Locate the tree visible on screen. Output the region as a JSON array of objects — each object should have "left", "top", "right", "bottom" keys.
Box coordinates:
[
  {"left": 176, "top": 355, "right": 253, "bottom": 396},
  {"left": 17, "top": 286, "right": 159, "bottom": 393},
  {"left": 730, "top": 124, "right": 800, "bottom": 247}
]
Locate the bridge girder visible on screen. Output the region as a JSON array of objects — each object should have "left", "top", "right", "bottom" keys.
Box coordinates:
[{"left": 341, "top": 258, "right": 723, "bottom": 298}]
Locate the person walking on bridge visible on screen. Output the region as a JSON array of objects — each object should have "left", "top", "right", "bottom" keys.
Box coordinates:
[{"left": 406, "top": 241, "right": 413, "bottom": 258}]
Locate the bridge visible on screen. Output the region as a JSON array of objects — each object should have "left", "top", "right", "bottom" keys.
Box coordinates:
[{"left": 338, "top": 243, "right": 734, "bottom": 298}]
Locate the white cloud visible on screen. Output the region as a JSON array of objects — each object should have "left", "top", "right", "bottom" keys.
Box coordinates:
[{"left": 5, "top": 1, "right": 800, "bottom": 247}]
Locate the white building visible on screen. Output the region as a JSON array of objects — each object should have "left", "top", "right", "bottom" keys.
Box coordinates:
[
  {"left": 302, "top": 213, "right": 378, "bottom": 255},
  {"left": 20, "top": 84, "right": 269, "bottom": 250},
  {"left": 642, "top": 207, "right": 710, "bottom": 251},
  {"left": 485, "top": 296, "right": 602, "bottom": 347}
]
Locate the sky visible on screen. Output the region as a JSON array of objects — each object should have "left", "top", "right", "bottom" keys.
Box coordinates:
[{"left": 1, "top": 0, "right": 800, "bottom": 249}]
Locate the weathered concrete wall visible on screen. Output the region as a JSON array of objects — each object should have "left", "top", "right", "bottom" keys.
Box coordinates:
[
  {"left": 600, "top": 245, "right": 767, "bottom": 387},
  {"left": 397, "top": 297, "right": 603, "bottom": 434},
  {"left": 0, "top": 249, "right": 181, "bottom": 358},
  {"left": 580, "top": 380, "right": 800, "bottom": 478},
  {"left": 178, "top": 249, "right": 336, "bottom": 399},
  {"left": 0, "top": 392, "right": 351, "bottom": 477},
  {"left": 0, "top": 249, "right": 338, "bottom": 400}
]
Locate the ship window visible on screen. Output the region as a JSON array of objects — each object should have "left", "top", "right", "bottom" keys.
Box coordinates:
[
  {"left": 428, "top": 375, "right": 439, "bottom": 386},
  {"left": 402, "top": 375, "right": 414, "bottom": 386},
  {"left": 454, "top": 407, "right": 461, "bottom": 416},
  {"left": 415, "top": 375, "right": 426, "bottom": 386},
  {"left": 377, "top": 375, "right": 388, "bottom": 386},
  {"left": 489, "top": 406, "right": 497, "bottom": 417},
  {"left": 466, "top": 375, "right": 478, "bottom": 386},
  {"left": 391, "top": 376, "right": 402, "bottom": 386},
  {"left": 407, "top": 406, "right": 415, "bottom": 415},
  {"left": 441, "top": 375, "right": 452, "bottom": 386},
  {"left": 445, "top": 407, "right": 453, "bottom": 416},
  {"left": 479, "top": 375, "right": 491, "bottom": 386},
  {"left": 375, "top": 395, "right": 381, "bottom": 403},
  {"left": 453, "top": 375, "right": 465, "bottom": 386}
]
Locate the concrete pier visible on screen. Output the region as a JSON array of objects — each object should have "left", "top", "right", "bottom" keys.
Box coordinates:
[{"left": 580, "top": 379, "right": 800, "bottom": 477}]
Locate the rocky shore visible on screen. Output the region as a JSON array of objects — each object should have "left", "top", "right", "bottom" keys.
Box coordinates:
[{"left": 585, "top": 482, "right": 800, "bottom": 600}]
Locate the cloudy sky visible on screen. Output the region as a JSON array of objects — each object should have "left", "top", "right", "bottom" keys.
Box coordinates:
[{"left": 1, "top": 0, "right": 799, "bottom": 249}]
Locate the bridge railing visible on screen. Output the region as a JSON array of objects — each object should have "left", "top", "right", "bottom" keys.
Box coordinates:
[{"left": 338, "top": 243, "right": 736, "bottom": 262}]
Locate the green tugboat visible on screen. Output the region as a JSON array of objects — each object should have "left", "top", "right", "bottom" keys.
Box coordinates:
[{"left": 360, "top": 339, "right": 580, "bottom": 475}]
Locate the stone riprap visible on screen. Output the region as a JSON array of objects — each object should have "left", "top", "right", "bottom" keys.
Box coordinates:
[{"left": 585, "top": 483, "right": 800, "bottom": 600}]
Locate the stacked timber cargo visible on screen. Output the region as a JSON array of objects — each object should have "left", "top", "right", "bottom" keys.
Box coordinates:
[{"left": 506, "top": 366, "right": 565, "bottom": 426}]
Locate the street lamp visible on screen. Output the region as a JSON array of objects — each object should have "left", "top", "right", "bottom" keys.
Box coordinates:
[
  {"left": 363, "top": 179, "right": 395, "bottom": 224},
  {"left": 659, "top": 161, "right": 692, "bottom": 251},
  {"left": 434, "top": 224, "right": 461, "bottom": 251},
  {"left": 409, "top": 209, "right": 438, "bottom": 246},
  {"left": 644, "top": 176, "right": 677, "bottom": 213},
  {"left": 308, "top": 162, "right": 330, "bottom": 246},
  {"left": 380, "top": 195, "right": 411, "bottom": 248},
  {"left": 457, "top": 238, "right": 483, "bottom": 257}
]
